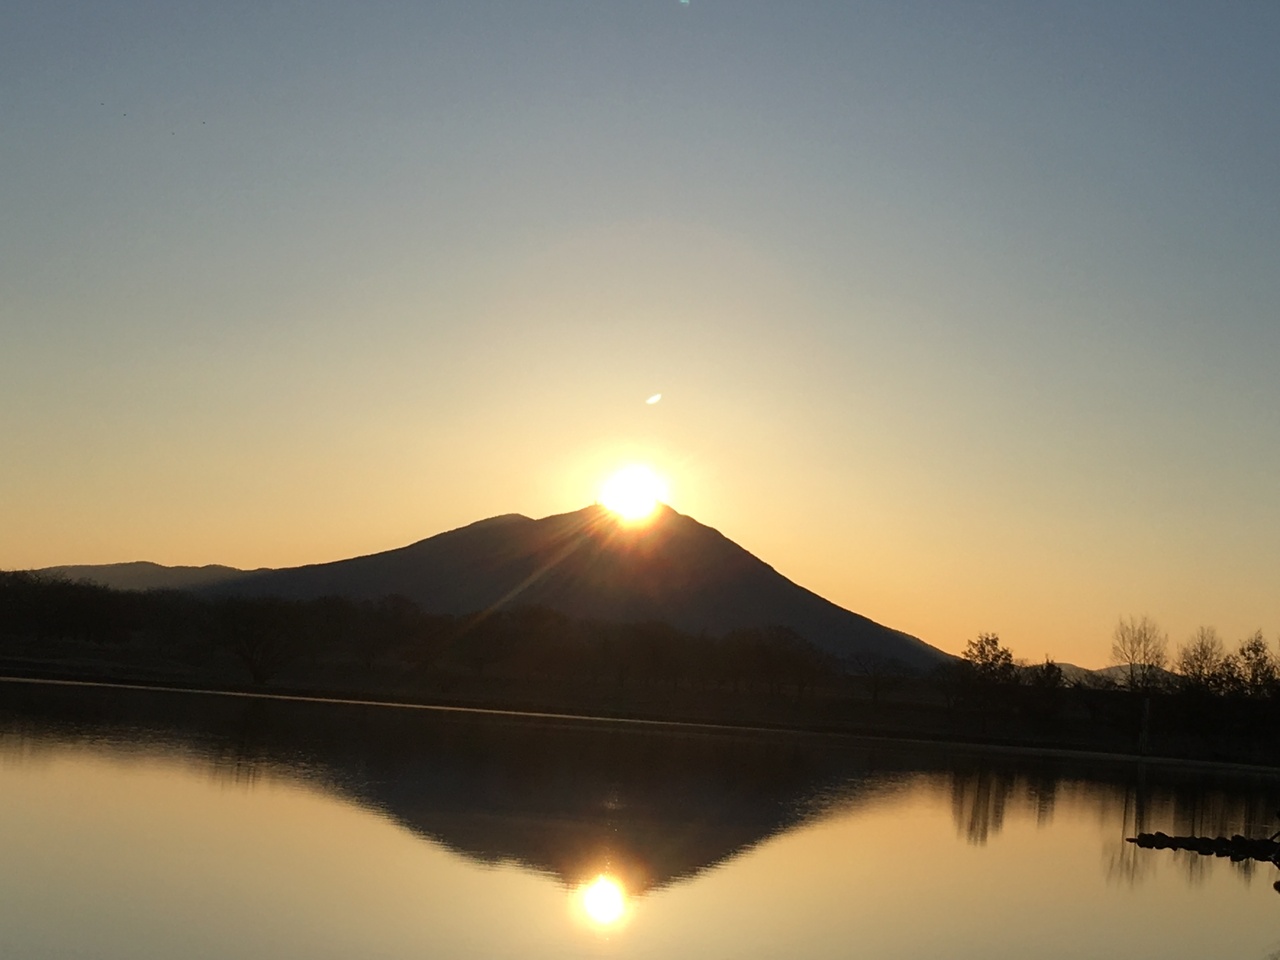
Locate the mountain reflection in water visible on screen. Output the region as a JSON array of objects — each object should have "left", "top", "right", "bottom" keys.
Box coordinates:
[
  {"left": 2, "top": 679, "right": 1280, "bottom": 903},
  {"left": 0, "top": 680, "right": 914, "bottom": 894}
]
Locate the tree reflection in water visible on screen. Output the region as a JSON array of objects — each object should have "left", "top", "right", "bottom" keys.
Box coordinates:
[
  {"left": 934, "top": 756, "right": 1280, "bottom": 890},
  {"left": 950, "top": 769, "right": 1018, "bottom": 845}
]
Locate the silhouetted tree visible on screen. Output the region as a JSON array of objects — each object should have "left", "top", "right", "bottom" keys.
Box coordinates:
[
  {"left": 1021, "top": 657, "right": 1065, "bottom": 727},
  {"left": 1111, "top": 615, "right": 1168, "bottom": 692},
  {"left": 1236, "top": 630, "right": 1278, "bottom": 698},
  {"left": 851, "top": 652, "right": 907, "bottom": 708},
  {"left": 215, "top": 597, "right": 305, "bottom": 685},
  {"left": 0, "top": 571, "right": 137, "bottom": 646},
  {"left": 1027, "top": 657, "right": 1064, "bottom": 690},
  {"left": 957, "top": 634, "right": 1019, "bottom": 732},
  {"left": 762, "top": 626, "right": 833, "bottom": 698},
  {"left": 962, "top": 633, "right": 1017, "bottom": 685},
  {"left": 1175, "top": 626, "right": 1229, "bottom": 693},
  {"left": 1111, "top": 616, "right": 1170, "bottom": 754},
  {"left": 932, "top": 660, "right": 965, "bottom": 712}
]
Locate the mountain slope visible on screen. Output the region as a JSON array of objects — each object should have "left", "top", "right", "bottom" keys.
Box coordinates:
[{"left": 213, "top": 504, "right": 947, "bottom": 670}]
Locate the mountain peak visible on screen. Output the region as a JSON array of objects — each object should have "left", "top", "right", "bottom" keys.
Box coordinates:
[
  {"left": 36, "top": 504, "right": 947, "bottom": 670},
  {"left": 211, "top": 503, "right": 946, "bottom": 670}
]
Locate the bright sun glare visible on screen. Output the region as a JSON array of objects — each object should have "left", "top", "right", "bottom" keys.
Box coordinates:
[
  {"left": 580, "top": 875, "right": 627, "bottom": 926},
  {"left": 599, "top": 465, "right": 668, "bottom": 522}
]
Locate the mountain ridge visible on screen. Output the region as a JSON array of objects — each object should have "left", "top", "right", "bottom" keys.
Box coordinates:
[
  {"left": 37, "top": 504, "right": 949, "bottom": 670},
  {"left": 40, "top": 561, "right": 261, "bottom": 591}
]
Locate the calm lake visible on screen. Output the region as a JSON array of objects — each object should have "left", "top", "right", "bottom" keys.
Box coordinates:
[{"left": 2, "top": 679, "right": 1279, "bottom": 960}]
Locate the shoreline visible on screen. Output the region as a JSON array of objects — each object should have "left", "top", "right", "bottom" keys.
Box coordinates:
[{"left": 3, "top": 672, "right": 1278, "bottom": 779}]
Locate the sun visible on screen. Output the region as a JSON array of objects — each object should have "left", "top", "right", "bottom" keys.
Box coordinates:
[{"left": 598, "top": 464, "right": 668, "bottom": 522}]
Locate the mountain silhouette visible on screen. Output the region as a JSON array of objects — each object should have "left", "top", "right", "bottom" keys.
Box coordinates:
[{"left": 209, "top": 504, "right": 945, "bottom": 669}]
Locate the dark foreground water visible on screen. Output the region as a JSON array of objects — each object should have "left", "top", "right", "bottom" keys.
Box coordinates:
[{"left": 2, "top": 679, "right": 1280, "bottom": 959}]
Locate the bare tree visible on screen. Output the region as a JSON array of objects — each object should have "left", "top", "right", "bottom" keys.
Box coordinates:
[
  {"left": 1111, "top": 615, "right": 1168, "bottom": 691},
  {"left": 1175, "top": 626, "right": 1226, "bottom": 691}
]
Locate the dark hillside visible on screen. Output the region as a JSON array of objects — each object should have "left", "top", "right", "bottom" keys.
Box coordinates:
[{"left": 215, "top": 505, "right": 945, "bottom": 670}]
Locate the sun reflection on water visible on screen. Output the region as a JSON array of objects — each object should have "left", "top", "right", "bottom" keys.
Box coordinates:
[{"left": 575, "top": 874, "right": 629, "bottom": 930}]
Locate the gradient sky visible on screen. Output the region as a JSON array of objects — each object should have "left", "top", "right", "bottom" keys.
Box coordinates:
[{"left": 4, "top": 1, "right": 1279, "bottom": 667}]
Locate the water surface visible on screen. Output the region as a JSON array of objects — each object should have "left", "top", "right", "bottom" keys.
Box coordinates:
[{"left": 2, "top": 680, "right": 1279, "bottom": 959}]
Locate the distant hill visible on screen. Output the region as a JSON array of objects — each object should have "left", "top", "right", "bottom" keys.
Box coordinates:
[
  {"left": 208, "top": 504, "right": 948, "bottom": 670},
  {"left": 1090, "top": 664, "right": 1179, "bottom": 687},
  {"left": 1053, "top": 662, "right": 1100, "bottom": 684},
  {"left": 1021, "top": 661, "right": 1106, "bottom": 685},
  {"left": 38, "top": 561, "right": 256, "bottom": 592}
]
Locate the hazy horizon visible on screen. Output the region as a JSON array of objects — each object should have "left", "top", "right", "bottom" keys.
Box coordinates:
[{"left": 4, "top": 1, "right": 1279, "bottom": 667}]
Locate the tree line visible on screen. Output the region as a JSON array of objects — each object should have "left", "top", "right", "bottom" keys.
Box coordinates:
[
  {"left": 0, "top": 570, "right": 838, "bottom": 694},
  {"left": 951, "top": 617, "right": 1280, "bottom": 760},
  {"left": 1109, "top": 614, "right": 1280, "bottom": 699},
  {"left": 956, "top": 614, "right": 1280, "bottom": 699},
  {"left": 6, "top": 569, "right": 1279, "bottom": 759}
]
